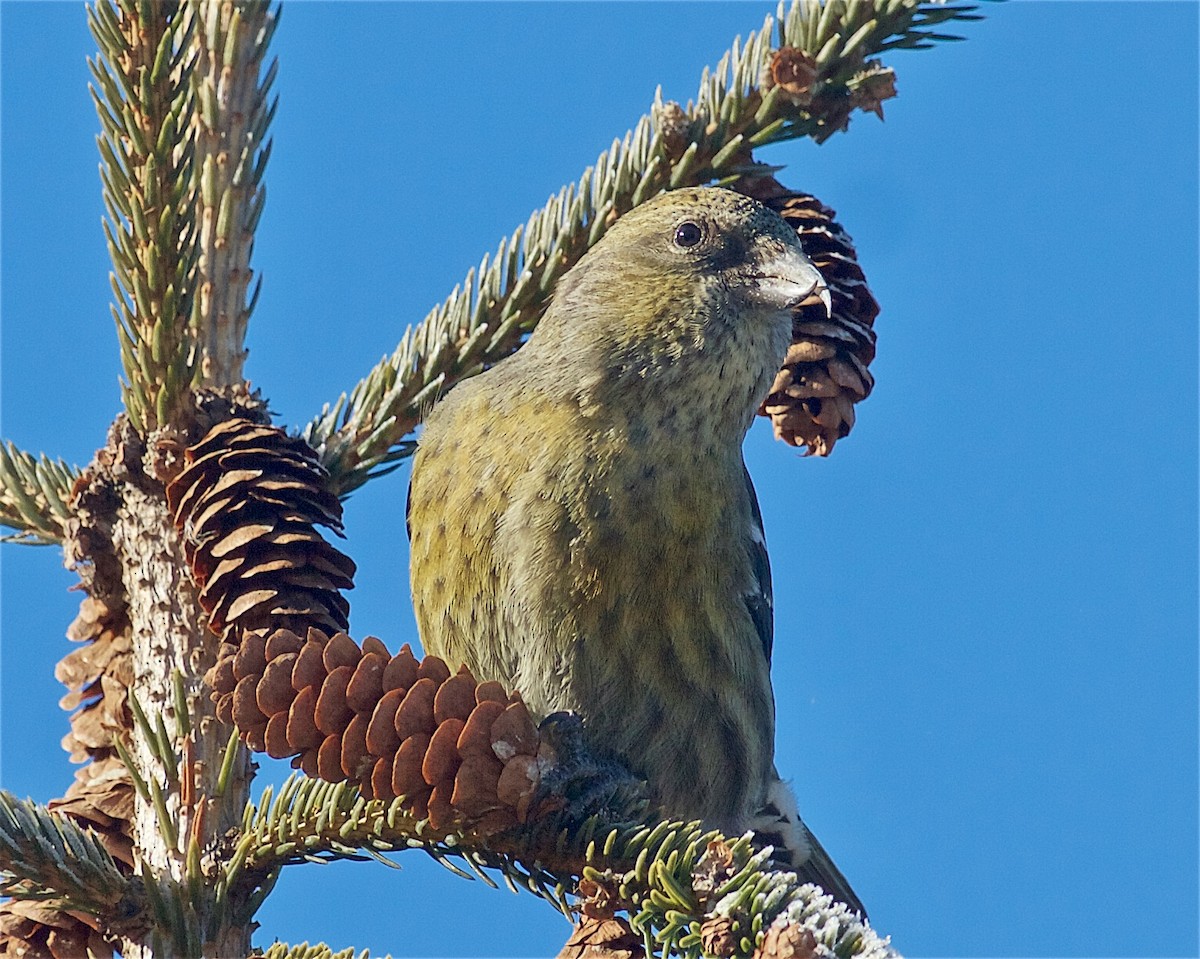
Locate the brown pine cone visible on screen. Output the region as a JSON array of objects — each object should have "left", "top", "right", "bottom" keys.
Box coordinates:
[
  {"left": 738, "top": 179, "right": 880, "bottom": 456},
  {"left": 165, "top": 419, "right": 356, "bottom": 642},
  {"left": 205, "top": 626, "right": 547, "bottom": 835}
]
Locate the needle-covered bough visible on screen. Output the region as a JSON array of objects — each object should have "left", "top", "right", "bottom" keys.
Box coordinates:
[{"left": 0, "top": 2, "right": 982, "bottom": 956}]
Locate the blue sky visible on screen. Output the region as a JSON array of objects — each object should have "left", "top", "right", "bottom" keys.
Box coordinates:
[{"left": 2, "top": 3, "right": 1197, "bottom": 957}]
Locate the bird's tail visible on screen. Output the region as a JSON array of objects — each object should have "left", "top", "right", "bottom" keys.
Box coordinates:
[{"left": 750, "top": 774, "right": 867, "bottom": 918}]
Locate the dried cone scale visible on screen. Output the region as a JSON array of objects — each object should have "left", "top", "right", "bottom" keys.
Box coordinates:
[
  {"left": 742, "top": 179, "right": 881, "bottom": 456},
  {"left": 52, "top": 595, "right": 136, "bottom": 866},
  {"left": 0, "top": 597, "right": 135, "bottom": 959},
  {"left": 168, "top": 419, "right": 551, "bottom": 835}
]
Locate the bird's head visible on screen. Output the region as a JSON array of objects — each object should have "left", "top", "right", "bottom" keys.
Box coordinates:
[
  {"left": 607, "top": 185, "right": 827, "bottom": 310},
  {"left": 530, "top": 187, "right": 827, "bottom": 429}
]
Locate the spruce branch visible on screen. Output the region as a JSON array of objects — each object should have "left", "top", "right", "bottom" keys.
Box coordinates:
[
  {"left": 304, "top": 0, "right": 981, "bottom": 496},
  {"left": 0, "top": 442, "right": 79, "bottom": 545},
  {"left": 231, "top": 776, "right": 571, "bottom": 908},
  {"left": 233, "top": 776, "right": 892, "bottom": 959},
  {"left": 0, "top": 790, "right": 131, "bottom": 918},
  {"left": 257, "top": 943, "right": 385, "bottom": 959},
  {"left": 89, "top": 0, "right": 199, "bottom": 434},
  {"left": 190, "top": 0, "right": 278, "bottom": 387}
]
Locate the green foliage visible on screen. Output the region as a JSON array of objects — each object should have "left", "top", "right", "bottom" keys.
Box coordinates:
[
  {"left": 88, "top": 0, "right": 200, "bottom": 433},
  {"left": 191, "top": 0, "right": 277, "bottom": 386},
  {"left": 233, "top": 775, "right": 890, "bottom": 959},
  {"left": 258, "top": 942, "right": 387, "bottom": 959},
  {"left": 0, "top": 443, "right": 78, "bottom": 544},
  {"left": 0, "top": 790, "right": 130, "bottom": 917},
  {"left": 305, "top": 0, "right": 980, "bottom": 496}
]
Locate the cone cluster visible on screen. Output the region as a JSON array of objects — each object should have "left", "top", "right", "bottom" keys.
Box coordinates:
[
  {"left": 169, "top": 418, "right": 553, "bottom": 836},
  {"left": 165, "top": 419, "right": 356, "bottom": 642},
  {"left": 746, "top": 181, "right": 880, "bottom": 456}
]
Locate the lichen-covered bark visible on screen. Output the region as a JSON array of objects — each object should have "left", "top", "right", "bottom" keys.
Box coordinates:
[{"left": 70, "top": 417, "right": 254, "bottom": 958}]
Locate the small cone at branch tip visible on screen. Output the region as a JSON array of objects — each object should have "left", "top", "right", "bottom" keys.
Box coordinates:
[
  {"left": 754, "top": 917, "right": 821, "bottom": 959},
  {"left": 700, "top": 916, "right": 739, "bottom": 959},
  {"left": 735, "top": 179, "right": 880, "bottom": 456}
]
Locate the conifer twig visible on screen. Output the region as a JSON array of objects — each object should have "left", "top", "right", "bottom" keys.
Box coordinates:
[
  {"left": 190, "top": 0, "right": 278, "bottom": 386},
  {"left": 0, "top": 442, "right": 79, "bottom": 545},
  {"left": 256, "top": 943, "right": 384, "bottom": 959},
  {"left": 89, "top": 0, "right": 199, "bottom": 433},
  {"left": 233, "top": 776, "right": 893, "bottom": 959},
  {"left": 304, "top": 0, "right": 980, "bottom": 495},
  {"left": 0, "top": 790, "right": 131, "bottom": 917}
]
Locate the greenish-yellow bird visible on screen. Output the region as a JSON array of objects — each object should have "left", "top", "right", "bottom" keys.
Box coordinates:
[{"left": 407, "top": 186, "right": 864, "bottom": 915}]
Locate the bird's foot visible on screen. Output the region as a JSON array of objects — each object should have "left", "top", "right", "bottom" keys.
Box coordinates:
[{"left": 530, "top": 712, "right": 650, "bottom": 826}]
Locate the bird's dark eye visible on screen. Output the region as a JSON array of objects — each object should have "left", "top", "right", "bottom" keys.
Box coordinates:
[{"left": 673, "top": 220, "right": 704, "bottom": 249}]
